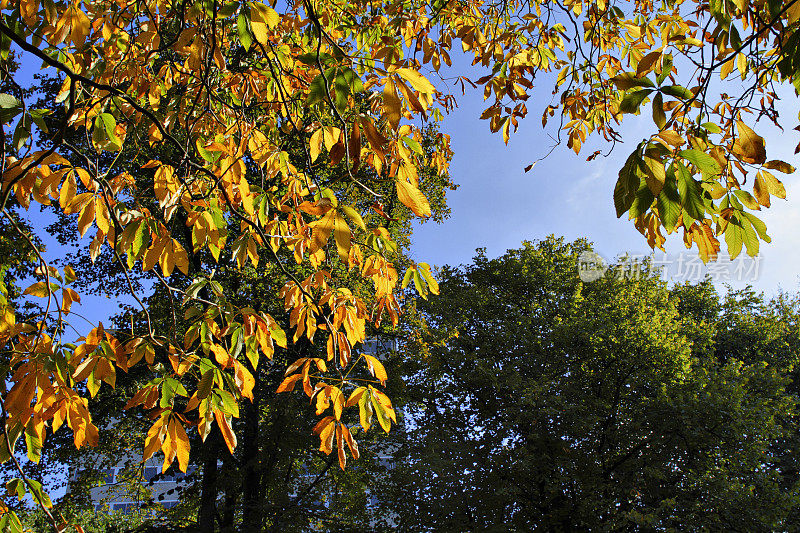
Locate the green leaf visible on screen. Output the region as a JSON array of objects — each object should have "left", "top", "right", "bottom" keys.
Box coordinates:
[
  {"left": 217, "top": 1, "right": 239, "bottom": 17},
  {"left": 657, "top": 168, "right": 682, "bottom": 233},
  {"left": 334, "top": 78, "right": 349, "bottom": 112},
  {"left": 270, "top": 324, "right": 287, "bottom": 348},
  {"left": 413, "top": 269, "right": 427, "bottom": 299},
  {"left": 237, "top": 12, "right": 253, "bottom": 50},
  {"left": 12, "top": 113, "right": 30, "bottom": 151},
  {"left": 676, "top": 162, "right": 705, "bottom": 220},
  {"left": 734, "top": 189, "right": 759, "bottom": 210},
  {"left": 614, "top": 151, "right": 641, "bottom": 217},
  {"left": 29, "top": 109, "right": 50, "bottom": 133},
  {"left": 661, "top": 85, "right": 694, "bottom": 99},
  {"left": 215, "top": 388, "right": 240, "bottom": 417},
  {"left": 230, "top": 326, "right": 244, "bottom": 358},
  {"left": 197, "top": 369, "right": 215, "bottom": 399},
  {"left": 401, "top": 136, "right": 422, "bottom": 154},
  {"left": 679, "top": 149, "right": 721, "bottom": 178},
  {"left": 611, "top": 73, "right": 655, "bottom": 89},
  {"left": 743, "top": 212, "right": 770, "bottom": 243},
  {"left": 25, "top": 479, "right": 52, "bottom": 508},
  {"left": 99, "top": 112, "right": 121, "bottom": 150},
  {"left": 339, "top": 68, "right": 363, "bottom": 93},
  {"left": 618, "top": 89, "right": 653, "bottom": 113},
  {"left": 629, "top": 174, "right": 655, "bottom": 218},
  {"left": 725, "top": 215, "right": 744, "bottom": 259},
  {"left": 0, "top": 93, "right": 22, "bottom": 124},
  {"left": 656, "top": 54, "right": 673, "bottom": 85},
  {"left": 161, "top": 377, "right": 188, "bottom": 408},
  {"left": 132, "top": 220, "right": 147, "bottom": 258},
  {"left": 401, "top": 267, "right": 414, "bottom": 289},
  {"left": 305, "top": 74, "right": 327, "bottom": 106},
  {"left": 24, "top": 422, "right": 42, "bottom": 464},
  {"left": 6, "top": 478, "right": 24, "bottom": 499},
  {"left": 652, "top": 92, "right": 666, "bottom": 130},
  {"left": 369, "top": 392, "right": 391, "bottom": 433}
]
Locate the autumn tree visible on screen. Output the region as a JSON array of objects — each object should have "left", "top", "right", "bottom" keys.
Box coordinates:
[
  {"left": 8, "top": 73, "right": 449, "bottom": 530},
  {"left": 2, "top": 0, "right": 800, "bottom": 528},
  {"left": 379, "top": 238, "right": 800, "bottom": 530}
]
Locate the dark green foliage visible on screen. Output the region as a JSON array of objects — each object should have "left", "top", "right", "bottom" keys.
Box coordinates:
[{"left": 380, "top": 237, "right": 800, "bottom": 531}]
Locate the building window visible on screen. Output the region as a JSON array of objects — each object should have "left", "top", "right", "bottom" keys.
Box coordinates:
[
  {"left": 144, "top": 465, "right": 195, "bottom": 482},
  {"left": 143, "top": 466, "right": 159, "bottom": 482},
  {"left": 102, "top": 468, "right": 115, "bottom": 484},
  {"left": 111, "top": 502, "right": 138, "bottom": 513}
]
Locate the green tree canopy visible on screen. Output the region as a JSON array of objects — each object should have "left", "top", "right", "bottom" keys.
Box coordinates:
[{"left": 381, "top": 237, "right": 800, "bottom": 531}]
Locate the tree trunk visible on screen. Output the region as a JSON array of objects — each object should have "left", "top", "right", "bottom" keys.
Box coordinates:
[
  {"left": 241, "top": 367, "right": 263, "bottom": 530},
  {"left": 198, "top": 429, "right": 220, "bottom": 533}
]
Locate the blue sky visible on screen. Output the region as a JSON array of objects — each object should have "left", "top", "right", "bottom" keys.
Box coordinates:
[{"left": 411, "top": 76, "right": 800, "bottom": 296}]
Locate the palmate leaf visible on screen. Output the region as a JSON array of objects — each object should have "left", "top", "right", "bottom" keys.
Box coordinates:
[{"left": 618, "top": 89, "right": 653, "bottom": 113}]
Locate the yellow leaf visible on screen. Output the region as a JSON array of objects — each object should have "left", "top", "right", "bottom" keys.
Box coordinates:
[
  {"left": 210, "top": 343, "right": 232, "bottom": 368},
  {"left": 171, "top": 418, "right": 190, "bottom": 473},
  {"left": 419, "top": 262, "right": 440, "bottom": 295},
  {"left": 734, "top": 120, "right": 766, "bottom": 165},
  {"left": 720, "top": 57, "right": 735, "bottom": 80},
  {"left": 250, "top": 2, "right": 279, "bottom": 45},
  {"left": 23, "top": 281, "right": 50, "bottom": 298},
  {"left": 736, "top": 52, "right": 747, "bottom": 78},
  {"left": 318, "top": 419, "right": 335, "bottom": 454},
  {"left": 59, "top": 171, "right": 76, "bottom": 209},
  {"left": 360, "top": 117, "right": 388, "bottom": 160},
  {"left": 143, "top": 418, "right": 165, "bottom": 461},
  {"left": 763, "top": 160, "right": 795, "bottom": 174},
  {"left": 331, "top": 387, "right": 344, "bottom": 420},
  {"left": 346, "top": 386, "right": 366, "bottom": 408},
  {"left": 382, "top": 82, "right": 402, "bottom": 130},
  {"left": 396, "top": 178, "right": 431, "bottom": 217},
  {"left": 309, "top": 128, "right": 323, "bottom": 162},
  {"left": 69, "top": 5, "right": 90, "bottom": 46},
  {"left": 77, "top": 199, "right": 96, "bottom": 237},
  {"left": 94, "top": 197, "right": 110, "bottom": 234},
  {"left": 396, "top": 68, "right": 435, "bottom": 94},
  {"left": 333, "top": 213, "right": 351, "bottom": 263},
  {"left": 336, "top": 424, "right": 346, "bottom": 469},
  {"left": 310, "top": 210, "right": 335, "bottom": 252},
  {"left": 642, "top": 156, "right": 665, "bottom": 196},
  {"left": 363, "top": 354, "right": 388, "bottom": 385},
  {"left": 754, "top": 170, "right": 785, "bottom": 208},
  {"left": 342, "top": 424, "right": 359, "bottom": 460},
  {"left": 340, "top": 205, "right": 366, "bottom": 232},
  {"left": 142, "top": 238, "right": 164, "bottom": 272},
  {"left": 789, "top": 0, "right": 800, "bottom": 23},
  {"left": 234, "top": 360, "right": 255, "bottom": 401},
  {"left": 154, "top": 164, "right": 177, "bottom": 208}
]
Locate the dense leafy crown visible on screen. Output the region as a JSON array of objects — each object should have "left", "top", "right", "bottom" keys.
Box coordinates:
[{"left": 0, "top": 0, "right": 799, "bottom": 526}]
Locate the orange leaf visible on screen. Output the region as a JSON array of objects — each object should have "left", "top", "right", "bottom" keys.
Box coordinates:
[
  {"left": 214, "top": 409, "right": 237, "bottom": 454},
  {"left": 276, "top": 374, "right": 302, "bottom": 392}
]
